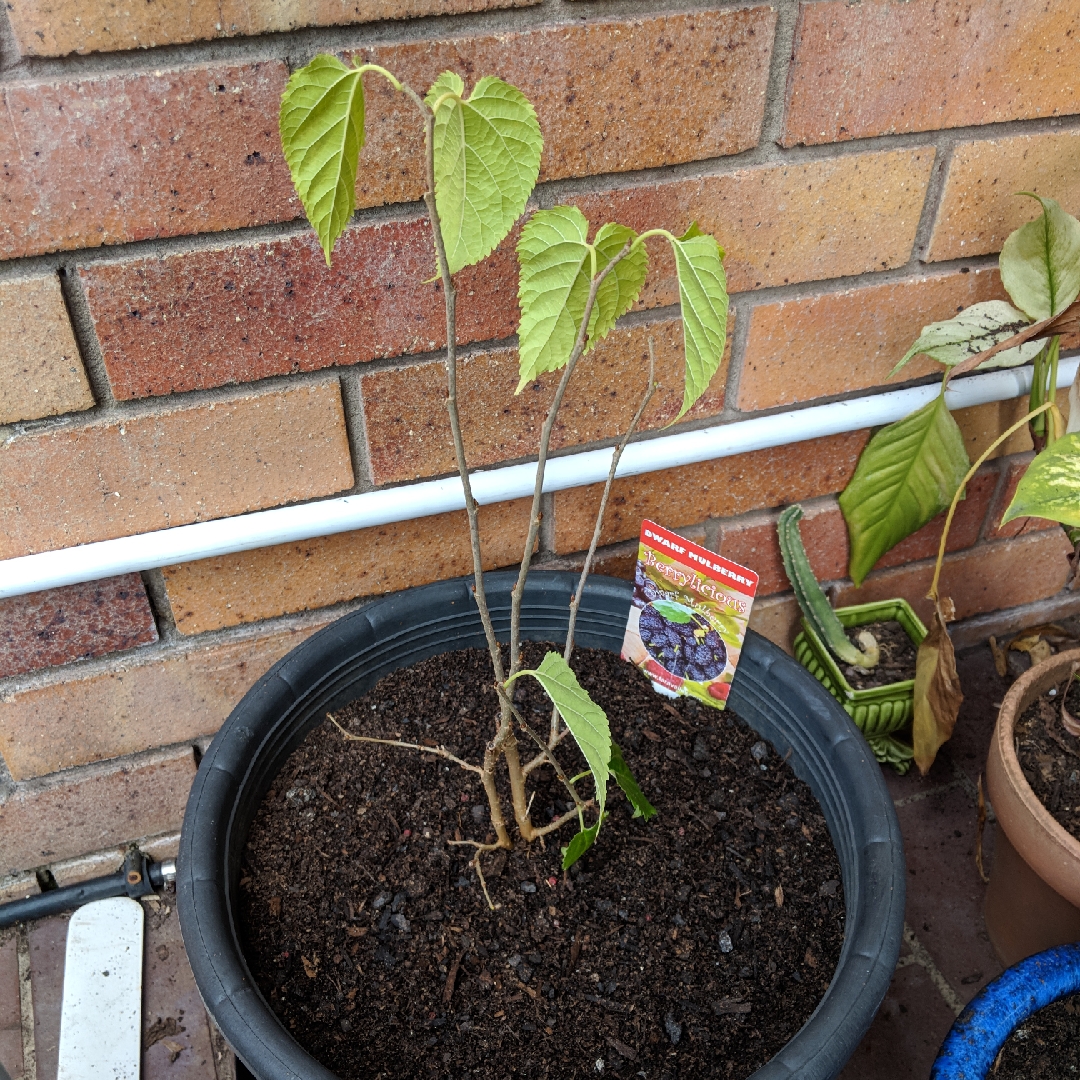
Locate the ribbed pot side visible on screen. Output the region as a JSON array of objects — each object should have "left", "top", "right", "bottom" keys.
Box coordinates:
[{"left": 985, "top": 647, "right": 1080, "bottom": 966}]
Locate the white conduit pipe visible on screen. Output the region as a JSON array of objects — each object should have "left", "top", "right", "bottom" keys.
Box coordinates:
[{"left": 1, "top": 357, "right": 1076, "bottom": 601}]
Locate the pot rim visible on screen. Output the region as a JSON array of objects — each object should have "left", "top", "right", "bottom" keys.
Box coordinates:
[
  {"left": 988, "top": 646, "right": 1080, "bottom": 909},
  {"left": 177, "top": 571, "right": 905, "bottom": 1080}
]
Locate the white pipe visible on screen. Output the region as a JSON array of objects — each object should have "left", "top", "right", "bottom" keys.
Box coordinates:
[{"left": 1, "top": 358, "right": 1075, "bottom": 600}]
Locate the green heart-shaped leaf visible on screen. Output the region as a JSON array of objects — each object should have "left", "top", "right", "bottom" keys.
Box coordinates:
[
  {"left": 426, "top": 72, "right": 543, "bottom": 276},
  {"left": 1000, "top": 193, "right": 1080, "bottom": 320},
  {"left": 280, "top": 54, "right": 366, "bottom": 265},
  {"left": 650, "top": 599, "right": 695, "bottom": 624},
  {"left": 839, "top": 392, "right": 970, "bottom": 585}
]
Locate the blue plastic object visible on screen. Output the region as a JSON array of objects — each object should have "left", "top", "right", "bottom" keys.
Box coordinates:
[{"left": 932, "top": 942, "right": 1080, "bottom": 1079}]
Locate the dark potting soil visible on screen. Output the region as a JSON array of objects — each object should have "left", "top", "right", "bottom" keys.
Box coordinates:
[
  {"left": 239, "top": 643, "right": 846, "bottom": 1080},
  {"left": 840, "top": 619, "right": 918, "bottom": 690},
  {"left": 1014, "top": 678, "right": 1080, "bottom": 841},
  {"left": 993, "top": 993, "right": 1080, "bottom": 1077}
]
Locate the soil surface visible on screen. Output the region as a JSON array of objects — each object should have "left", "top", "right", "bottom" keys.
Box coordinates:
[
  {"left": 840, "top": 619, "right": 918, "bottom": 691},
  {"left": 239, "top": 643, "right": 846, "bottom": 1080},
  {"left": 994, "top": 993, "right": 1080, "bottom": 1076},
  {"left": 1015, "top": 677, "right": 1080, "bottom": 840}
]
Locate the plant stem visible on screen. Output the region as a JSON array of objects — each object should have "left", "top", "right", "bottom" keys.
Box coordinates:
[
  {"left": 507, "top": 239, "right": 634, "bottom": 681},
  {"left": 539, "top": 341, "right": 658, "bottom": 753},
  {"left": 326, "top": 714, "right": 483, "bottom": 774},
  {"left": 928, "top": 399, "right": 1055, "bottom": 603}
]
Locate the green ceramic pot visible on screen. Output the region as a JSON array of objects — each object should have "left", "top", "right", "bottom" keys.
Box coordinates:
[{"left": 793, "top": 598, "right": 927, "bottom": 773}]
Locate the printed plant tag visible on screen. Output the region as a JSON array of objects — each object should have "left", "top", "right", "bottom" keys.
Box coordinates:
[{"left": 621, "top": 520, "right": 759, "bottom": 708}]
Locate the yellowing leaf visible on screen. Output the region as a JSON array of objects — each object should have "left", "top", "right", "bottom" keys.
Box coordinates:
[
  {"left": 1002, "top": 432, "right": 1080, "bottom": 528},
  {"left": 1000, "top": 193, "right": 1080, "bottom": 320},
  {"left": 912, "top": 601, "right": 964, "bottom": 776}
]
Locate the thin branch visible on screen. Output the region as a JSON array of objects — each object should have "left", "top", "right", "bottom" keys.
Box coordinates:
[
  {"left": 506, "top": 240, "right": 635, "bottom": 683},
  {"left": 327, "top": 713, "right": 483, "bottom": 774},
  {"left": 546, "top": 339, "right": 658, "bottom": 748},
  {"left": 418, "top": 91, "right": 506, "bottom": 693},
  {"left": 531, "top": 801, "right": 597, "bottom": 840}
]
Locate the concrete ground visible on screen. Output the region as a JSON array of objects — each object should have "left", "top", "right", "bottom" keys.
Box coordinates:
[{"left": 0, "top": 643, "right": 1017, "bottom": 1080}]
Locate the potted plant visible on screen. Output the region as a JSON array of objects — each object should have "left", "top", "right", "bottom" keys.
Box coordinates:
[
  {"left": 778, "top": 505, "right": 926, "bottom": 773},
  {"left": 177, "top": 54, "right": 906, "bottom": 1079},
  {"left": 931, "top": 942, "right": 1080, "bottom": 1078}
]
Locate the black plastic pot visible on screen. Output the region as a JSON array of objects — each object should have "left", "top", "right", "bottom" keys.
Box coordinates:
[{"left": 177, "top": 572, "right": 904, "bottom": 1080}]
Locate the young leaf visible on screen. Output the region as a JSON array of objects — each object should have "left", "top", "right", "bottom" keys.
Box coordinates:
[
  {"left": 562, "top": 820, "right": 601, "bottom": 870},
  {"left": 912, "top": 600, "right": 964, "bottom": 776},
  {"left": 999, "top": 193, "right": 1080, "bottom": 320},
  {"left": 426, "top": 72, "right": 543, "bottom": 276},
  {"left": 587, "top": 222, "right": 648, "bottom": 345},
  {"left": 667, "top": 224, "right": 728, "bottom": 420},
  {"left": 280, "top": 55, "right": 366, "bottom": 265},
  {"left": 516, "top": 206, "right": 593, "bottom": 391},
  {"left": 839, "top": 392, "right": 970, "bottom": 586},
  {"left": 890, "top": 300, "right": 1041, "bottom": 377},
  {"left": 1001, "top": 431, "right": 1080, "bottom": 527},
  {"left": 515, "top": 211, "right": 646, "bottom": 392},
  {"left": 510, "top": 651, "right": 611, "bottom": 824},
  {"left": 649, "top": 599, "right": 695, "bottom": 624},
  {"left": 609, "top": 741, "right": 657, "bottom": 820}
]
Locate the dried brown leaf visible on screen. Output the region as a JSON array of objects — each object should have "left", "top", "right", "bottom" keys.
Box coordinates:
[
  {"left": 913, "top": 600, "right": 964, "bottom": 775},
  {"left": 989, "top": 636, "right": 1008, "bottom": 678},
  {"left": 301, "top": 955, "right": 318, "bottom": 979}
]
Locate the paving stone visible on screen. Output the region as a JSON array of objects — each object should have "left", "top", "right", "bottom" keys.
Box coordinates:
[
  {"left": 837, "top": 960, "right": 960, "bottom": 1080},
  {"left": 27, "top": 914, "right": 67, "bottom": 1080},
  {"left": 141, "top": 896, "right": 217, "bottom": 1080},
  {"left": 0, "top": 933, "right": 21, "bottom": 1080}
]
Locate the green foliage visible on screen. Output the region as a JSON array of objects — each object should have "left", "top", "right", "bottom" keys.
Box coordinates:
[
  {"left": 999, "top": 193, "right": 1080, "bottom": 320},
  {"left": 561, "top": 820, "right": 602, "bottom": 869},
  {"left": 890, "top": 300, "right": 1043, "bottom": 377},
  {"left": 508, "top": 652, "right": 612, "bottom": 865},
  {"left": 280, "top": 55, "right": 367, "bottom": 265},
  {"left": 1002, "top": 432, "right": 1080, "bottom": 527},
  {"left": 777, "top": 505, "right": 877, "bottom": 668},
  {"left": 649, "top": 599, "right": 695, "bottom": 624},
  {"left": 609, "top": 741, "right": 656, "bottom": 820},
  {"left": 425, "top": 72, "right": 543, "bottom": 276},
  {"left": 839, "top": 394, "right": 970, "bottom": 586},
  {"left": 667, "top": 224, "right": 729, "bottom": 420},
  {"left": 515, "top": 208, "right": 646, "bottom": 392}
]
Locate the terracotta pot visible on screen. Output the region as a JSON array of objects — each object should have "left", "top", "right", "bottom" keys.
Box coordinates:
[{"left": 985, "top": 647, "right": 1080, "bottom": 966}]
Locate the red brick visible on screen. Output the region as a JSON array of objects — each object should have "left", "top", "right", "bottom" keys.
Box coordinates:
[
  {"left": 927, "top": 131, "right": 1080, "bottom": 261},
  {"left": 0, "top": 617, "right": 333, "bottom": 781},
  {"left": 835, "top": 530, "right": 1074, "bottom": 626},
  {"left": 747, "top": 594, "right": 800, "bottom": 655},
  {"left": 343, "top": 11, "right": 775, "bottom": 205},
  {"left": 783, "top": 0, "right": 1080, "bottom": 147},
  {"left": 87, "top": 147, "right": 931, "bottom": 399},
  {"left": 0, "top": 748, "right": 196, "bottom": 877},
  {"left": 0, "top": 62, "right": 296, "bottom": 260},
  {"left": 0, "top": 382, "right": 353, "bottom": 559},
  {"left": 737, "top": 267, "right": 1008, "bottom": 412},
  {"left": 162, "top": 499, "right": 532, "bottom": 635},
  {"left": 985, "top": 454, "right": 1060, "bottom": 540},
  {"left": 7, "top": 0, "right": 537, "bottom": 58},
  {"left": 362, "top": 316, "right": 730, "bottom": 485},
  {"left": 0, "top": 575, "right": 158, "bottom": 679},
  {"left": 714, "top": 471, "right": 996, "bottom": 597},
  {"left": 0, "top": 274, "right": 92, "bottom": 425},
  {"left": 553, "top": 430, "right": 870, "bottom": 553},
  {"left": 82, "top": 218, "right": 517, "bottom": 400}
]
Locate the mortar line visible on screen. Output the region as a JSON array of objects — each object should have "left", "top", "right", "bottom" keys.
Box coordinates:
[
  {"left": 338, "top": 369, "right": 377, "bottom": 494},
  {"left": 140, "top": 568, "right": 181, "bottom": 643},
  {"left": 756, "top": 0, "right": 799, "bottom": 147},
  {"left": 55, "top": 262, "right": 113, "bottom": 408},
  {"left": 15, "top": 926, "right": 36, "bottom": 1080},
  {"left": 903, "top": 923, "right": 964, "bottom": 1016}
]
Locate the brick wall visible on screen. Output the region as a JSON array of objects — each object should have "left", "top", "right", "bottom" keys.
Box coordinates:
[{"left": 3, "top": 0, "right": 1080, "bottom": 884}]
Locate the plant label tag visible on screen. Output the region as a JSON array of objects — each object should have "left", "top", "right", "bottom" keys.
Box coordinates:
[{"left": 621, "top": 519, "right": 759, "bottom": 708}]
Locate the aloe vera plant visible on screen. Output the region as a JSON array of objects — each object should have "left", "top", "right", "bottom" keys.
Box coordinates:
[
  {"left": 281, "top": 55, "right": 727, "bottom": 889},
  {"left": 777, "top": 505, "right": 879, "bottom": 669},
  {"left": 837, "top": 193, "right": 1080, "bottom": 774}
]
